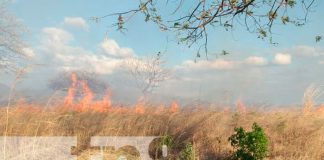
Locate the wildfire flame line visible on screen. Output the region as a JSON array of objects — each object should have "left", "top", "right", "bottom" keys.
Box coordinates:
[
  {"left": 62, "top": 73, "right": 180, "bottom": 114},
  {"left": 62, "top": 73, "right": 111, "bottom": 112}
]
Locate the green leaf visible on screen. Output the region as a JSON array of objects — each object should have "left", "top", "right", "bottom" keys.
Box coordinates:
[
  {"left": 229, "top": 123, "right": 269, "bottom": 160},
  {"left": 139, "top": 3, "right": 147, "bottom": 11},
  {"left": 145, "top": 14, "right": 150, "bottom": 22},
  {"left": 287, "top": 0, "right": 296, "bottom": 8},
  {"left": 155, "top": 16, "right": 162, "bottom": 22},
  {"left": 224, "top": 23, "right": 233, "bottom": 28},
  {"left": 268, "top": 11, "right": 277, "bottom": 20},
  {"left": 221, "top": 50, "right": 230, "bottom": 55},
  {"left": 316, "top": 36, "right": 322, "bottom": 42},
  {"left": 174, "top": 22, "right": 180, "bottom": 27},
  {"left": 182, "top": 22, "right": 190, "bottom": 29},
  {"left": 259, "top": 29, "right": 267, "bottom": 39},
  {"left": 281, "top": 16, "right": 289, "bottom": 24}
]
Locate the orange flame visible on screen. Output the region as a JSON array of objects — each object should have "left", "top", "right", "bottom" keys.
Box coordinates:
[
  {"left": 77, "top": 80, "right": 94, "bottom": 111},
  {"left": 135, "top": 96, "right": 145, "bottom": 114},
  {"left": 170, "top": 101, "right": 180, "bottom": 113},
  {"left": 92, "top": 90, "right": 112, "bottom": 112},
  {"left": 155, "top": 105, "right": 165, "bottom": 114},
  {"left": 61, "top": 73, "right": 182, "bottom": 114},
  {"left": 236, "top": 98, "right": 247, "bottom": 114},
  {"left": 315, "top": 104, "right": 324, "bottom": 115},
  {"left": 114, "top": 105, "right": 127, "bottom": 113},
  {"left": 64, "top": 73, "right": 78, "bottom": 106},
  {"left": 16, "top": 98, "right": 42, "bottom": 113},
  {"left": 62, "top": 73, "right": 113, "bottom": 113},
  {"left": 223, "top": 107, "right": 230, "bottom": 114}
]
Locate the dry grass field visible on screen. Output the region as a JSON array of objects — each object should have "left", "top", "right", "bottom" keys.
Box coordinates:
[
  {"left": 1, "top": 101, "right": 324, "bottom": 159},
  {"left": 1, "top": 76, "right": 324, "bottom": 159},
  {"left": 1, "top": 0, "right": 324, "bottom": 159}
]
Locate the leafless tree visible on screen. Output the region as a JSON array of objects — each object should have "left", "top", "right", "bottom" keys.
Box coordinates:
[
  {"left": 125, "top": 53, "right": 170, "bottom": 96},
  {"left": 0, "top": 1, "right": 27, "bottom": 72},
  {"left": 94, "top": 0, "right": 317, "bottom": 57},
  {"left": 303, "top": 84, "right": 324, "bottom": 115}
]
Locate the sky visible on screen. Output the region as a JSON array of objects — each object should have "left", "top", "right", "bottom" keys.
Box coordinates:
[{"left": 2, "top": 0, "right": 324, "bottom": 106}]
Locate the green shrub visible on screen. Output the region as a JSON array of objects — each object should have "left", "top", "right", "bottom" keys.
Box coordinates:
[
  {"left": 179, "top": 143, "right": 196, "bottom": 160},
  {"left": 228, "top": 123, "right": 269, "bottom": 160},
  {"left": 161, "top": 135, "right": 174, "bottom": 148},
  {"left": 151, "top": 135, "right": 174, "bottom": 159}
]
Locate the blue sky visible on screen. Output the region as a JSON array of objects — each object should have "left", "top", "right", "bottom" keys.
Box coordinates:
[{"left": 2, "top": 0, "right": 324, "bottom": 106}]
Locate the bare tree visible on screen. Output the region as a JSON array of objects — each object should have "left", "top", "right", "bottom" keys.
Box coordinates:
[
  {"left": 94, "top": 0, "right": 317, "bottom": 57},
  {"left": 303, "top": 84, "right": 324, "bottom": 115},
  {"left": 0, "top": 1, "right": 27, "bottom": 72},
  {"left": 125, "top": 53, "right": 169, "bottom": 96}
]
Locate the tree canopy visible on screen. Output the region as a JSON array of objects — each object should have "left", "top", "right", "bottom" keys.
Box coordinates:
[
  {"left": 95, "top": 0, "right": 317, "bottom": 57},
  {"left": 0, "top": 1, "right": 27, "bottom": 72}
]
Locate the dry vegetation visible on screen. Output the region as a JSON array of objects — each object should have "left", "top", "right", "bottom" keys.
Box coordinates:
[
  {"left": 1, "top": 75, "right": 323, "bottom": 159},
  {"left": 1, "top": 102, "right": 324, "bottom": 160}
]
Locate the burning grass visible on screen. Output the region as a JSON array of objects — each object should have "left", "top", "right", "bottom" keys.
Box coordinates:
[
  {"left": 1, "top": 75, "right": 324, "bottom": 159},
  {"left": 2, "top": 104, "right": 324, "bottom": 159}
]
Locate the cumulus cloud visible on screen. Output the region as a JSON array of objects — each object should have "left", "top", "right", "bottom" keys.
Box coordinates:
[
  {"left": 42, "top": 27, "right": 74, "bottom": 44},
  {"left": 40, "top": 27, "right": 134, "bottom": 74},
  {"left": 178, "top": 56, "right": 269, "bottom": 71},
  {"left": 22, "top": 47, "right": 35, "bottom": 58},
  {"left": 63, "top": 17, "right": 89, "bottom": 30},
  {"left": 245, "top": 56, "right": 268, "bottom": 66},
  {"left": 180, "top": 59, "right": 239, "bottom": 70},
  {"left": 273, "top": 53, "right": 291, "bottom": 65},
  {"left": 100, "top": 38, "right": 135, "bottom": 58},
  {"left": 57, "top": 54, "right": 124, "bottom": 74},
  {"left": 291, "top": 45, "right": 324, "bottom": 57}
]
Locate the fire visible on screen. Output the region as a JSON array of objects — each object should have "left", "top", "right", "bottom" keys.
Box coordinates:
[
  {"left": 62, "top": 73, "right": 112, "bottom": 113},
  {"left": 78, "top": 80, "right": 94, "bottom": 111},
  {"left": 155, "top": 105, "right": 165, "bottom": 114},
  {"left": 236, "top": 98, "right": 247, "bottom": 114},
  {"left": 135, "top": 96, "right": 145, "bottom": 114},
  {"left": 61, "top": 73, "right": 182, "bottom": 114},
  {"left": 16, "top": 98, "right": 42, "bottom": 113},
  {"left": 135, "top": 105, "right": 145, "bottom": 114},
  {"left": 64, "top": 73, "right": 78, "bottom": 106},
  {"left": 170, "top": 101, "right": 180, "bottom": 113},
  {"left": 313, "top": 104, "right": 324, "bottom": 116},
  {"left": 92, "top": 90, "right": 112, "bottom": 112},
  {"left": 114, "top": 105, "right": 127, "bottom": 113},
  {"left": 223, "top": 107, "right": 230, "bottom": 114}
]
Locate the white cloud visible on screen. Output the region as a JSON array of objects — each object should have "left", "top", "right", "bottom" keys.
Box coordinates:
[
  {"left": 319, "top": 60, "right": 324, "bottom": 65},
  {"left": 22, "top": 47, "right": 35, "bottom": 58},
  {"left": 40, "top": 27, "right": 135, "bottom": 74},
  {"left": 179, "top": 56, "right": 269, "bottom": 71},
  {"left": 176, "top": 56, "right": 268, "bottom": 70},
  {"left": 100, "top": 38, "right": 135, "bottom": 58},
  {"left": 57, "top": 53, "right": 124, "bottom": 74},
  {"left": 180, "top": 59, "right": 238, "bottom": 70},
  {"left": 273, "top": 53, "right": 291, "bottom": 65},
  {"left": 245, "top": 56, "right": 268, "bottom": 66},
  {"left": 291, "top": 45, "right": 324, "bottom": 57},
  {"left": 42, "top": 27, "right": 74, "bottom": 44},
  {"left": 63, "top": 17, "right": 89, "bottom": 30}
]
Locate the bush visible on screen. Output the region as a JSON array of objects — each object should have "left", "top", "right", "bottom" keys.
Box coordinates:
[
  {"left": 150, "top": 135, "right": 174, "bottom": 159},
  {"left": 179, "top": 143, "right": 196, "bottom": 160},
  {"left": 161, "top": 135, "right": 174, "bottom": 149},
  {"left": 228, "top": 123, "right": 269, "bottom": 160}
]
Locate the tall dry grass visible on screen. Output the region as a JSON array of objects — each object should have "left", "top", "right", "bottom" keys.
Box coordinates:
[{"left": 1, "top": 103, "right": 324, "bottom": 159}]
